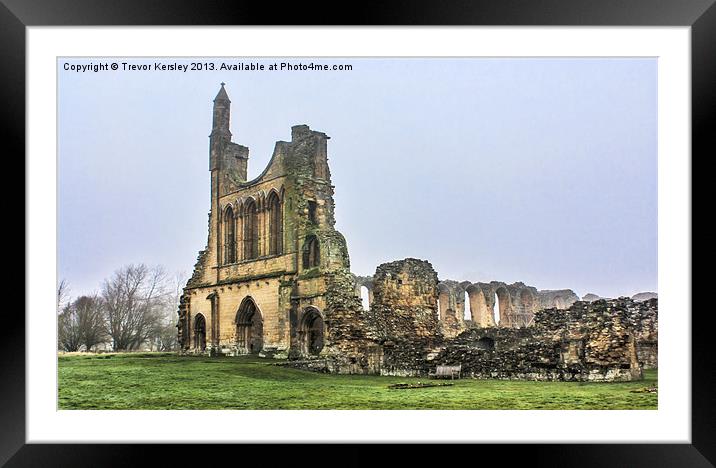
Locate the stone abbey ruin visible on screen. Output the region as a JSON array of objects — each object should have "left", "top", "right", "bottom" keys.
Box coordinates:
[{"left": 177, "top": 85, "right": 657, "bottom": 381}]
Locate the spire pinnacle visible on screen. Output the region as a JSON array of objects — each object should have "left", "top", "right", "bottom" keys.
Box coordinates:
[{"left": 214, "top": 83, "right": 230, "bottom": 103}]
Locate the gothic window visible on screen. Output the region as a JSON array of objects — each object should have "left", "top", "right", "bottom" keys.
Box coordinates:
[
  {"left": 224, "top": 206, "right": 236, "bottom": 264},
  {"left": 243, "top": 199, "right": 259, "bottom": 260},
  {"left": 302, "top": 235, "right": 320, "bottom": 269},
  {"left": 307, "top": 200, "right": 318, "bottom": 224},
  {"left": 268, "top": 192, "right": 283, "bottom": 255}
]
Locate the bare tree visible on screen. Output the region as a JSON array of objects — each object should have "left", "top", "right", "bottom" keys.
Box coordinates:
[
  {"left": 151, "top": 319, "right": 179, "bottom": 351},
  {"left": 57, "top": 278, "right": 70, "bottom": 312},
  {"left": 102, "top": 264, "right": 168, "bottom": 351},
  {"left": 58, "top": 295, "right": 108, "bottom": 352},
  {"left": 58, "top": 303, "right": 82, "bottom": 351},
  {"left": 74, "top": 294, "right": 107, "bottom": 351},
  {"left": 147, "top": 270, "right": 187, "bottom": 351}
]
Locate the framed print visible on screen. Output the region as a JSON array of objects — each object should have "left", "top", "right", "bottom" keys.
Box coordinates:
[{"left": 6, "top": 0, "right": 713, "bottom": 465}]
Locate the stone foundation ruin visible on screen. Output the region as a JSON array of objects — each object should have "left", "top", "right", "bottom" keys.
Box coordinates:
[
  {"left": 178, "top": 85, "right": 657, "bottom": 382},
  {"left": 284, "top": 259, "right": 657, "bottom": 381}
]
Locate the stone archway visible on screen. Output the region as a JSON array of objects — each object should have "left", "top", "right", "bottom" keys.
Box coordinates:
[
  {"left": 299, "top": 307, "right": 325, "bottom": 356},
  {"left": 194, "top": 314, "right": 207, "bottom": 351},
  {"left": 235, "top": 297, "right": 263, "bottom": 354}
]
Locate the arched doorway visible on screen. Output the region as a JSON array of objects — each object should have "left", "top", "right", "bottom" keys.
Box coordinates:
[
  {"left": 194, "top": 314, "right": 207, "bottom": 351},
  {"left": 235, "top": 297, "right": 263, "bottom": 354},
  {"left": 299, "top": 307, "right": 325, "bottom": 356}
]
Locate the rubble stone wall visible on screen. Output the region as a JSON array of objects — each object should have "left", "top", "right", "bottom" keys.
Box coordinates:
[
  {"left": 363, "top": 259, "right": 442, "bottom": 376},
  {"left": 431, "top": 298, "right": 654, "bottom": 381},
  {"left": 626, "top": 298, "right": 658, "bottom": 369}
]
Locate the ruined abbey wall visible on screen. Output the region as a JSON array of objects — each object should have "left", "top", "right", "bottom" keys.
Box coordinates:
[
  {"left": 434, "top": 298, "right": 654, "bottom": 381},
  {"left": 361, "top": 259, "right": 442, "bottom": 376},
  {"left": 356, "top": 275, "right": 580, "bottom": 335},
  {"left": 286, "top": 258, "right": 657, "bottom": 381},
  {"left": 180, "top": 86, "right": 657, "bottom": 382},
  {"left": 178, "top": 85, "right": 361, "bottom": 360},
  {"left": 626, "top": 298, "right": 658, "bottom": 369}
]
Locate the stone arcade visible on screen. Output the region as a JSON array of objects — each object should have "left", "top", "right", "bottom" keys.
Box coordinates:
[{"left": 177, "top": 85, "right": 657, "bottom": 381}]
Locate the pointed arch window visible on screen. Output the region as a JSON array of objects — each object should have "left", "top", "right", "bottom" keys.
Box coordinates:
[
  {"left": 268, "top": 192, "right": 283, "bottom": 255},
  {"left": 243, "top": 199, "right": 259, "bottom": 260},
  {"left": 302, "top": 235, "right": 320, "bottom": 269},
  {"left": 307, "top": 200, "right": 318, "bottom": 224},
  {"left": 224, "top": 206, "right": 236, "bottom": 264}
]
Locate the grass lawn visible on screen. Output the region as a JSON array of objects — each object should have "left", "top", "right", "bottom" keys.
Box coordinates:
[{"left": 58, "top": 353, "right": 658, "bottom": 410}]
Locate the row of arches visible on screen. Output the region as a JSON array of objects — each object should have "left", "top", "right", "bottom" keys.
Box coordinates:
[
  {"left": 192, "top": 297, "right": 325, "bottom": 356},
  {"left": 439, "top": 282, "right": 579, "bottom": 328},
  {"left": 438, "top": 283, "right": 536, "bottom": 328},
  {"left": 457, "top": 286, "right": 535, "bottom": 327},
  {"left": 350, "top": 275, "right": 572, "bottom": 329},
  {"left": 222, "top": 189, "right": 284, "bottom": 264}
]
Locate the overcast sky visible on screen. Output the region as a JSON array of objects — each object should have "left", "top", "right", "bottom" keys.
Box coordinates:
[{"left": 58, "top": 57, "right": 657, "bottom": 300}]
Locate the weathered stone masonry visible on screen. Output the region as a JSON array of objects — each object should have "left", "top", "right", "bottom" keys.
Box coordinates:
[
  {"left": 178, "top": 86, "right": 657, "bottom": 381},
  {"left": 433, "top": 297, "right": 656, "bottom": 381},
  {"left": 177, "top": 84, "right": 361, "bottom": 360}
]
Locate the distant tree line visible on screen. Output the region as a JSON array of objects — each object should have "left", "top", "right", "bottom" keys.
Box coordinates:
[{"left": 57, "top": 264, "right": 184, "bottom": 352}]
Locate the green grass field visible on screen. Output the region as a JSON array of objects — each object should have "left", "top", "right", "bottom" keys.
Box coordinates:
[{"left": 58, "top": 353, "right": 657, "bottom": 410}]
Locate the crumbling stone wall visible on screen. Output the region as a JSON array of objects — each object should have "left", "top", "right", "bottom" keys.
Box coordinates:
[
  {"left": 537, "top": 289, "right": 580, "bottom": 310},
  {"left": 582, "top": 293, "right": 601, "bottom": 302},
  {"left": 632, "top": 292, "right": 658, "bottom": 302},
  {"left": 363, "top": 259, "right": 443, "bottom": 376},
  {"left": 433, "top": 279, "right": 577, "bottom": 329},
  {"left": 178, "top": 86, "right": 656, "bottom": 383},
  {"left": 577, "top": 295, "right": 657, "bottom": 368},
  {"left": 432, "top": 298, "right": 652, "bottom": 381},
  {"left": 625, "top": 297, "right": 658, "bottom": 369}
]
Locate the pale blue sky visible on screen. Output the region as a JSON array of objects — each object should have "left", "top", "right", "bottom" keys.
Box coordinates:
[{"left": 58, "top": 58, "right": 657, "bottom": 299}]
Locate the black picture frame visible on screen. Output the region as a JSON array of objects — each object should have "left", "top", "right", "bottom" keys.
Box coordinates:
[{"left": 5, "top": 0, "right": 711, "bottom": 466}]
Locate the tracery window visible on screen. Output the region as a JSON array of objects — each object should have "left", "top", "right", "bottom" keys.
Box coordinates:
[
  {"left": 224, "top": 206, "right": 236, "bottom": 264},
  {"left": 243, "top": 199, "right": 259, "bottom": 260},
  {"left": 302, "top": 235, "right": 320, "bottom": 269},
  {"left": 268, "top": 192, "right": 283, "bottom": 255}
]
